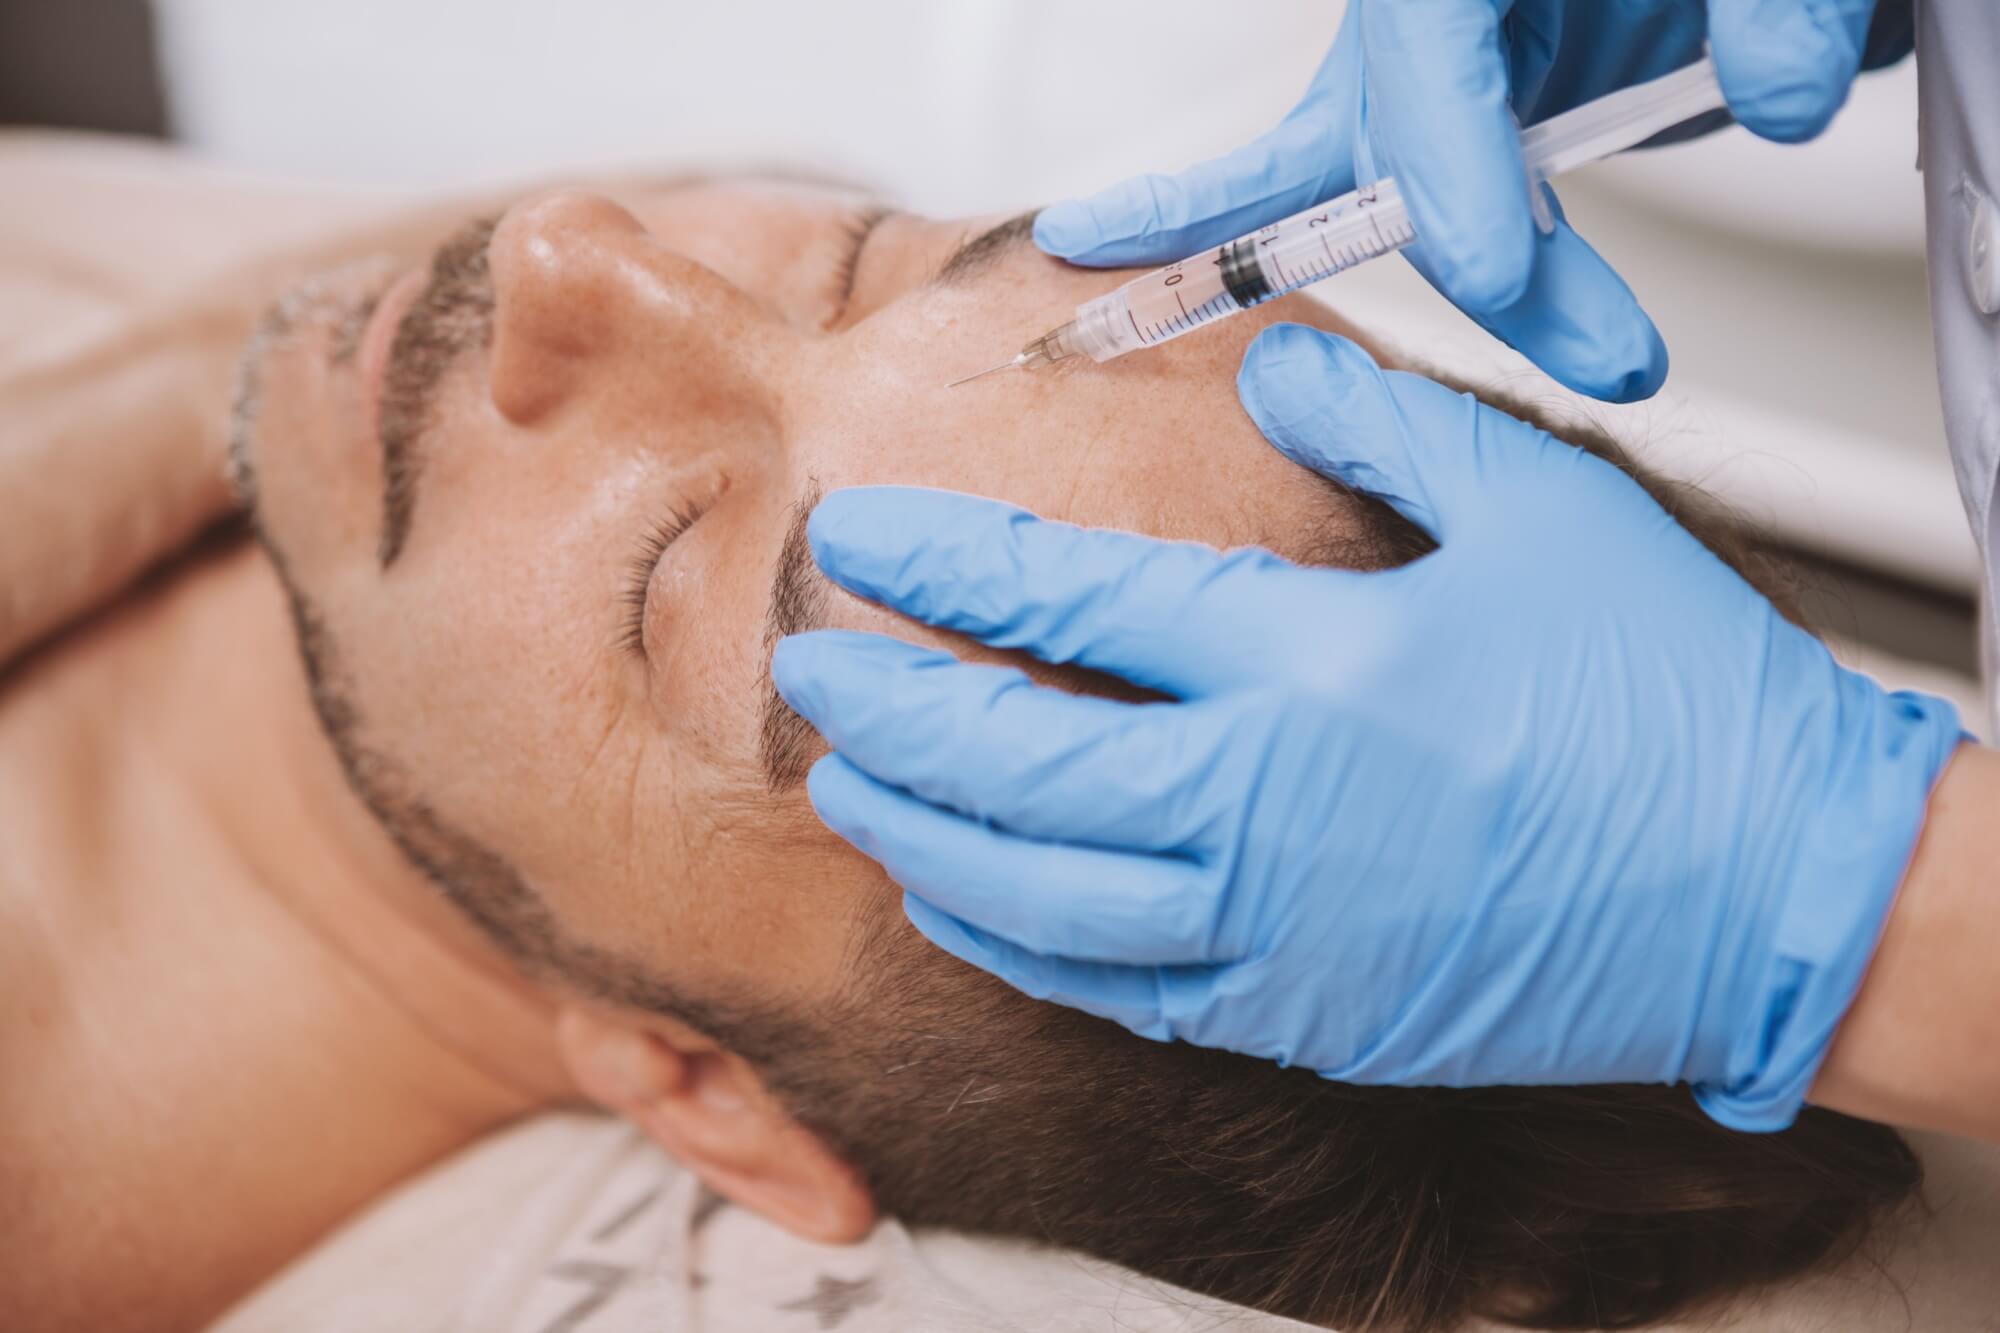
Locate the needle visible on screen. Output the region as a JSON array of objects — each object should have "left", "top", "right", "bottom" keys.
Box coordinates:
[{"left": 946, "top": 356, "right": 1022, "bottom": 389}]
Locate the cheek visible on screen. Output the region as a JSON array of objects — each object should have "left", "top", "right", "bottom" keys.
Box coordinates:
[
  {"left": 527, "top": 733, "right": 885, "bottom": 1011},
  {"left": 329, "top": 473, "right": 664, "bottom": 894},
  {"left": 338, "top": 581, "right": 617, "bottom": 876}
]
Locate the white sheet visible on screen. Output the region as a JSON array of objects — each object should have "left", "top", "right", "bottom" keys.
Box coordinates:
[
  {"left": 207, "top": 1110, "right": 2000, "bottom": 1333},
  {"left": 203, "top": 1111, "right": 1319, "bottom": 1333}
]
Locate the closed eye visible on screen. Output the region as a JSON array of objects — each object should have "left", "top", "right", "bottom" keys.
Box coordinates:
[
  {"left": 618, "top": 501, "right": 702, "bottom": 658},
  {"left": 826, "top": 205, "right": 892, "bottom": 326}
]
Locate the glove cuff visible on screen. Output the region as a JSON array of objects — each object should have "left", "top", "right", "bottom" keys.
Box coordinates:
[{"left": 1695, "top": 674, "right": 1964, "bottom": 1132}]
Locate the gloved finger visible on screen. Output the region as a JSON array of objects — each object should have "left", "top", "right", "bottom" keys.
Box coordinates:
[
  {"left": 1499, "top": 0, "right": 1565, "bottom": 113},
  {"left": 1859, "top": 0, "right": 1914, "bottom": 71},
  {"left": 1239, "top": 323, "right": 1566, "bottom": 544},
  {"left": 1239, "top": 325, "right": 1453, "bottom": 538},
  {"left": 1708, "top": 0, "right": 1872, "bottom": 143},
  {"left": 772, "top": 630, "right": 1223, "bottom": 851},
  {"left": 901, "top": 893, "right": 1199, "bottom": 1042},
  {"left": 1032, "top": 115, "right": 1357, "bottom": 270},
  {"left": 1360, "top": 0, "right": 1538, "bottom": 314},
  {"left": 804, "top": 485, "right": 1340, "bottom": 698},
  {"left": 1433, "top": 188, "right": 1667, "bottom": 403},
  {"left": 1033, "top": 19, "right": 1361, "bottom": 267},
  {"left": 806, "top": 754, "right": 1232, "bottom": 964}
]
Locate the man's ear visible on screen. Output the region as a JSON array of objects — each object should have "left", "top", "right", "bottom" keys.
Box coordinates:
[{"left": 554, "top": 1004, "right": 875, "bottom": 1244}]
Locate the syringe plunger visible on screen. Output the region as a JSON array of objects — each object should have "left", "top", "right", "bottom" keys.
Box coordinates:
[{"left": 959, "top": 55, "right": 1725, "bottom": 385}]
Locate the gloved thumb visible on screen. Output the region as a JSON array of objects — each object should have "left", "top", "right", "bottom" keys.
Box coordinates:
[
  {"left": 1034, "top": 18, "right": 1361, "bottom": 268},
  {"left": 1238, "top": 323, "right": 1580, "bottom": 547},
  {"left": 1708, "top": 0, "right": 1873, "bottom": 143},
  {"left": 1238, "top": 325, "right": 1459, "bottom": 542},
  {"left": 1034, "top": 115, "right": 1357, "bottom": 269}
]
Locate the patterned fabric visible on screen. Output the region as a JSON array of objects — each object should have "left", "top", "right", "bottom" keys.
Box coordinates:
[
  {"left": 207, "top": 1113, "right": 2000, "bottom": 1333},
  {"left": 206, "top": 1113, "right": 1315, "bottom": 1333}
]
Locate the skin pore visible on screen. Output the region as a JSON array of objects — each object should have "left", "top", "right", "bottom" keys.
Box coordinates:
[
  {"left": 5, "top": 166, "right": 1966, "bottom": 1331},
  {"left": 0, "top": 176, "right": 1391, "bottom": 1332},
  {"left": 221, "top": 175, "right": 1406, "bottom": 1107}
]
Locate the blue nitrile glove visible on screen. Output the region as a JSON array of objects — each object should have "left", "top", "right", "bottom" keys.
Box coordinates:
[
  {"left": 1035, "top": 0, "right": 1911, "bottom": 403},
  {"left": 770, "top": 324, "right": 1962, "bottom": 1131}
]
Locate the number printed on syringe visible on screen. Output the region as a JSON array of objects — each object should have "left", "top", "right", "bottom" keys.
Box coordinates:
[{"left": 956, "top": 55, "right": 1724, "bottom": 384}]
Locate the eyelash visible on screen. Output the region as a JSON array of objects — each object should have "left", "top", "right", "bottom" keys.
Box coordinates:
[
  {"left": 620, "top": 210, "right": 876, "bottom": 658},
  {"left": 829, "top": 206, "right": 890, "bottom": 316},
  {"left": 618, "top": 501, "right": 702, "bottom": 657}
]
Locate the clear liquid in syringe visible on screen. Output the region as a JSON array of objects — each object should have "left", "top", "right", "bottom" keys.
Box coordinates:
[
  {"left": 971, "top": 57, "right": 1725, "bottom": 384},
  {"left": 1087, "top": 184, "right": 1420, "bottom": 359}
]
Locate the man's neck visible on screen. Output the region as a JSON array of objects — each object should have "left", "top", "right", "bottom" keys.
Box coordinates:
[{"left": 0, "top": 535, "right": 578, "bottom": 1332}]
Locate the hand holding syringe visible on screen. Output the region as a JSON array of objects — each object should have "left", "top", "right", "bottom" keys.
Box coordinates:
[{"left": 952, "top": 56, "right": 1725, "bottom": 388}]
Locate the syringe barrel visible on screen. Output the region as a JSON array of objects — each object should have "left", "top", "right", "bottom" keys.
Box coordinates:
[
  {"left": 1065, "top": 181, "right": 1417, "bottom": 364},
  {"left": 1046, "top": 56, "right": 1722, "bottom": 372}
]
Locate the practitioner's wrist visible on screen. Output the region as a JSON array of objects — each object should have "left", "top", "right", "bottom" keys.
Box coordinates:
[
  {"left": 1809, "top": 740, "right": 2000, "bottom": 1137},
  {"left": 1696, "top": 660, "right": 1963, "bottom": 1131}
]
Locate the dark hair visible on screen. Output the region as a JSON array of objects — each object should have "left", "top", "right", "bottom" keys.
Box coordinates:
[
  {"left": 232, "top": 184, "right": 1920, "bottom": 1324},
  {"left": 721, "top": 906, "right": 1915, "bottom": 1332},
  {"left": 690, "top": 389, "right": 1919, "bottom": 1332},
  {"left": 252, "top": 285, "right": 1914, "bottom": 1329}
]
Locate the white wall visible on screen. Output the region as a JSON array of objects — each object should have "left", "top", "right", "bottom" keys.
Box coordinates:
[{"left": 151, "top": 0, "right": 1975, "bottom": 593}]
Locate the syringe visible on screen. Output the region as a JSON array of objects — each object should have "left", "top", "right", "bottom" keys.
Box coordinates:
[{"left": 950, "top": 55, "right": 1726, "bottom": 387}]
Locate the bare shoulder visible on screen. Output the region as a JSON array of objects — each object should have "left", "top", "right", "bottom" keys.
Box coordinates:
[
  {"left": 0, "top": 129, "right": 422, "bottom": 360},
  {"left": 0, "top": 134, "right": 477, "bottom": 670}
]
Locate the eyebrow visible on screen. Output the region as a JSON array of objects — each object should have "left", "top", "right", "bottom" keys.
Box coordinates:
[
  {"left": 932, "top": 210, "right": 1039, "bottom": 287},
  {"left": 759, "top": 478, "right": 830, "bottom": 790}
]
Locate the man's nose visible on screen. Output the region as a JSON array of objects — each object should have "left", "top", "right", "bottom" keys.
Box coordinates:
[{"left": 485, "top": 190, "right": 782, "bottom": 426}]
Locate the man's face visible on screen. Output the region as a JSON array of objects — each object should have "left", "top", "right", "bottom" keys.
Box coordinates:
[
  {"left": 229, "top": 183, "right": 1909, "bottom": 1327},
  {"left": 235, "top": 178, "right": 1376, "bottom": 1011}
]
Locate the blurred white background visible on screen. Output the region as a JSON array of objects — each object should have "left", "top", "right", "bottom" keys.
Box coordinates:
[
  {"left": 131, "top": 1, "right": 1989, "bottom": 712},
  {"left": 147, "top": 3, "right": 1965, "bottom": 575}
]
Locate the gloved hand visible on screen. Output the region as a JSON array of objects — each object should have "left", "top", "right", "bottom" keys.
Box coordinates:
[
  {"left": 1034, "top": 0, "right": 1911, "bottom": 403},
  {"left": 771, "top": 323, "right": 1962, "bottom": 1131}
]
